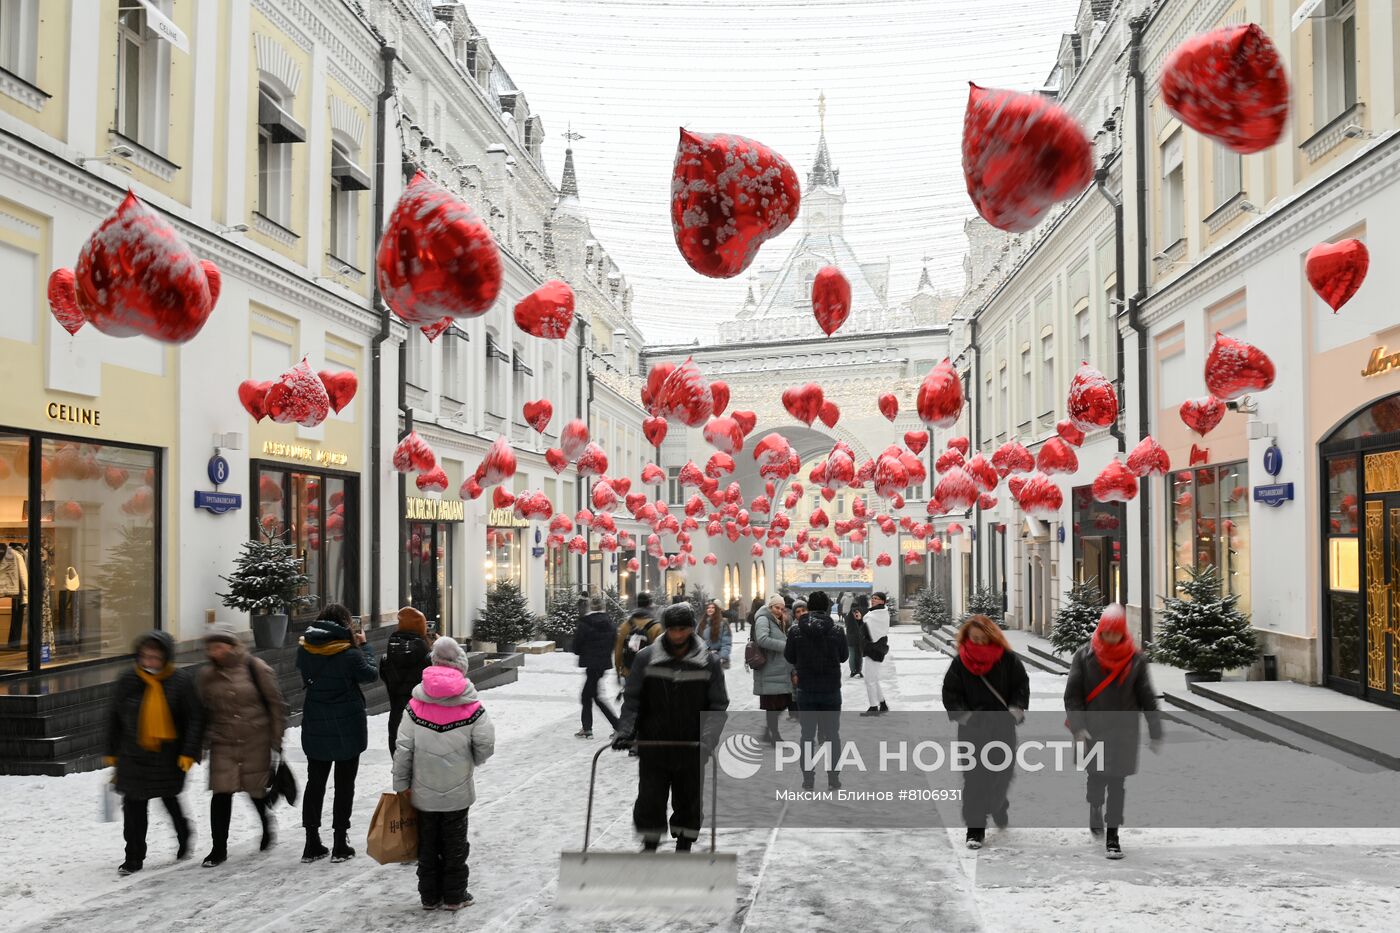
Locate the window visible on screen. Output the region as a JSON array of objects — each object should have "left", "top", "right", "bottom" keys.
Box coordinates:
[
  {"left": 998, "top": 365, "right": 1009, "bottom": 440},
  {"left": 667, "top": 467, "right": 683, "bottom": 505},
  {"left": 1040, "top": 334, "right": 1055, "bottom": 416},
  {"left": 1072, "top": 485, "right": 1123, "bottom": 604},
  {"left": 1076, "top": 306, "right": 1091, "bottom": 362},
  {"left": 1020, "top": 348, "right": 1032, "bottom": 424},
  {"left": 442, "top": 328, "right": 466, "bottom": 404},
  {"left": 329, "top": 142, "right": 369, "bottom": 263},
  {"left": 404, "top": 328, "right": 428, "bottom": 390},
  {"left": 511, "top": 344, "right": 531, "bottom": 420},
  {"left": 1211, "top": 145, "right": 1242, "bottom": 208},
  {"left": 1161, "top": 132, "right": 1184, "bottom": 247},
  {"left": 484, "top": 332, "right": 507, "bottom": 416},
  {"left": 1313, "top": 0, "right": 1358, "bottom": 126},
  {"left": 253, "top": 465, "right": 359, "bottom": 622},
  {"left": 256, "top": 84, "right": 304, "bottom": 227},
  {"left": 1167, "top": 460, "right": 1250, "bottom": 614},
  {"left": 0, "top": 0, "right": 37, "bottom": 82}
]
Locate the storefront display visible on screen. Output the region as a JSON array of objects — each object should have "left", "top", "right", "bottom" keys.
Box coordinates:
[
  {"left": 405, "top": 495, "right": 457, "bottom": 636},
  {"left": 1072, "top": 485, "right": 1124, "bottom": 604},
  {"left": 251, "top": 461, "right": 358, "bottom": 620},
  {"left": 1168, "top": 461, "right": 1250, "bottom": 613},
  {"left": 486, "top": 508, "right": 526, "bottom": 587}
]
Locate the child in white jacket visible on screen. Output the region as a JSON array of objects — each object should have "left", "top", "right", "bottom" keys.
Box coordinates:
[{"left": 392, "top": 638, "right": 495, "bottom": 911}]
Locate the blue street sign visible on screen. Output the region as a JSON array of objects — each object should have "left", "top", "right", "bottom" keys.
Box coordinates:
[
  {"left": 1253, "top": 483, "right": 1294, "bottom": 507},
  {"left": 1263, "top": 445, "right": 1283, "bottom": 478},
  {"left": 1057, "top": 525, "right": 1066, "bottom": 543},
  {"left": 207, "top": 454, "right": 230, "bottom": 486},
  {"left": 195, "top": 491, "right": 242, "bottom": 515}
]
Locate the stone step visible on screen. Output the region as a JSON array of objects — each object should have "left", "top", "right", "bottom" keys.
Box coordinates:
[{"left": 1026, "top": 643, "right": 1071, "bottom": 675}]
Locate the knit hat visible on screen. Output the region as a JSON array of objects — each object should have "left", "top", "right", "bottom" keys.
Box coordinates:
[
  {"left": 397, "top": 606, "right": 428, "bottom": 636},
  {"left": 430, "top": 635, "right": 471, "bottom": 673},
  {"left": 662, "top": 602, "right": 697, "bottom": 630},
  {"left": 204, "top": 621, "right": 241, "bottom": 645}
]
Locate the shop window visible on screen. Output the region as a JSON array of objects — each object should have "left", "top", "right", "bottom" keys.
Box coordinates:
[
  {"left": 407, "top": 521, "right": 452, "bottom": 635},
  {"left": 1312, "top": 0, "right": 1358, "bottom": 127},
  {"left": 1167, "top": 460, "right": 1250, "bottom": 614},
  {"left": 1, "top": 434, "right": 160, "bottom": 674},
  {"left": 252, "top": 464, "right": 358, "bottom": 619},
  {"left": 1071, "top": 485, "right": 1123, "bottom": 604},
  {"left": 0, "top": 0, "right": 37, "bottom": 82},
  {"left": 115, "top": 1, "right": 172, "bottom": 153},
  {"left": 1325, "top": 453, "right": 1361, "bottom": 682},
  {"left": 485, "top": 524, "right": 521, "bottom": 586}
]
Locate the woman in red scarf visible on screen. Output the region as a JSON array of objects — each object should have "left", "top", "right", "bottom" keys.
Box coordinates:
[
  {"left": 1064, "top": 604, "right": 1163, "bottom": 860},
  {"left": 941, "top": 614, "right": 1030, "bottom": 850}
]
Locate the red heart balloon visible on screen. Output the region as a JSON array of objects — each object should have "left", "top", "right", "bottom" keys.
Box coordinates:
[
  {"left": 545, "top": 448, "right": 569, "bottom": 474},
  {"left": 377, "top": 173, "right": 502, "bottom": 325},
  {"left": 875, "top": 552, "right": 892, "bottom": 567},
  {"left": 591, "top": 480, "right": 618, "bottom": 513},
  {"left": 904, "top": 431, "right": 929, "bottom": 456},
  {"left": 962, "top": 84, "right": 1093, "bottom": 233},
  {"left": 934, "top": 466, "right": 978, "bottom": 511},
  {"left": 731, "top": 410, "right": 757, "bottom": 436},
  {"left": 1160, "top": 24, "right": 1289, "bottom": 156},
  {"left": 703, "top": 416, "right": 744, "bottom": 455},
  {"left": 966, "top": 454, "right": 999, "bottom": 492},
  {"left": 392, "top": 431, "right": 436, "bottom": 474},
  {"left": 1016, "top": 472, "right": 1063, "bottom": 520},
  {"left": 917, "top": 359, "right": 964, "bottom": 429},
  {"left": 317, "top": 370, "right": 358, "bottom": 414},
  {"left": 104, "top": 466, "right": 129, "bottom": 490},
  {"left": 522, "top": 399, "right": 553, "bottom": 434},
  {"left": 1179, "top": 396, "right": 1226, "bottom": 436},
  {"left": 1306, "top": 239, "right": 1369, "bottom": 313},
  {"left": 818, "top": 400, "right": 840, "bottom": 429},
  {"left": 461, "top": 478, "right": 483, "bottom": 500},
  {"left": 1204, "top": 332, "right": 1275, "bottom": 400},
  {"left": 1067, "top": 363, "right": 1118, "bottom": 432},
  {"left": 1056, "top": 419, "right": 1086, "bottom": 447},
  {"left": 977, "top": 493, "right": 998, "bottom": 510},
  {"left": 670, "top": 129, "right": 800, "bottom": 279},
  {"left": 1091, "top": 459, "right": 1139, "bottom": 503},
  {"left": 561, "top": 419, "right": 590, "bottom": 461},
  {"left": 237, "top": 380, "right": 272, "bottom": 422},
  {"left": 812, "top": 266, "right": 852, "bottom": 336},
  {"left": 641, "top": 362, "right": 676, "bottom": 414},
  {"left": 478, "top": 436, "right": 518, "bottom": 487},
  {"left": 513, "top": 279, "right": 574, "bottom": 339},
  {"left": 782, "top": 383, "right": 825, "bottom": 426},
  {"left": 1007, "top": 475, "right": 1028, "bottom": 500},
  {"left": 643, "top": 416, "right": 668, "bottom": 448},
  {"left": 705, "top": 452, "right": 736, "bottom": 478},
  {"left": 935, "top": 448, "right": 966, "bottom": 475},
  {"left": 416, "top": 467, "right": 449, "bottom": 494},
  {"left": 991, "top": 441, "right": 1036, "bottom": 477},
  {"left": 1036, "top": 437, "right": 1079, "bottom": 475},
  {"left": 575, "top": 442, "right": 608, "bottom": 479},
  {"left": 421, "top": 317, "right": 453, "bottom": 342},
  {"left": 1126, "top": 436, "right": 1171, "bottom": 477},
  {"left": 641, "top": 463, "right": 665, "bottom": 485},
  {"left": 709, "top": 381, "right": 731, "bottom": 416},
  {"left": 878, "top": 393, "right": 899, "bottom": 422},
  {"left": 655, "top": 357, "right": 714, "bottom": 427},
  {"left": 947, "top": 436, "right": 970, "bottom": 456},
  {"left": 50, "top": 191, "right": 220, "bottom": 343},
  {"left": 265, "top": 359, "right": 331, "bottom": 427}
]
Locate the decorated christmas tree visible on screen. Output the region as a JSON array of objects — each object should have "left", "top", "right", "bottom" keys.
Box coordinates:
[
  {"left": 218, "top": 530, "right": 314, "bottom": 616},
  {"left": 913, "top": 587, "right": 950, "bottom": 633},
  {"left": 965, "top": 585, "right": 1005, "bottom": 627},
  {"left": 474, "top": 580, "right": 537, "bottom": 647},
  {"left": 1151, "top": 565, "right": 1260, "bottom": 673},
  {"left": 1050, "top": 579, "right": 1105, "bottom": 656}
]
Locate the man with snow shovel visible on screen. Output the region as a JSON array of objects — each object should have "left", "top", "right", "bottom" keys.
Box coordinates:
[{"left": 612, "top": 601, "right": 729, "bottom": 852}]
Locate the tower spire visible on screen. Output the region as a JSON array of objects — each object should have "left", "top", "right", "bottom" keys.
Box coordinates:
[
  {"left": 807, "top": 92, "right": 838, "bottom": 190},
  {"left": 818, "top": 90, "right": 826, "bottom": 137},
  {"left": 559, "top": 125, "right": 584, "bottom": 199}
]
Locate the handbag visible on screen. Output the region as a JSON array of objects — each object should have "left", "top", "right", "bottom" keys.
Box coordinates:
[
  {"left": 862, "top": 621, "right": 890, "bottom": 662},
  {"left": 247, "top": 659, "right": 298, "bottom": 806},
  {"left": 98, "top": 775, "right": 120, "bottom": 823},
  {"left": 744, "top": 639, "right": 767, "bottom": 669}
]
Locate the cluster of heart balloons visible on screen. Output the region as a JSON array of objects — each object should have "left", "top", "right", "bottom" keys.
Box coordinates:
[{"left": 237, "top": 361, "right": 357, "bottom": 427}]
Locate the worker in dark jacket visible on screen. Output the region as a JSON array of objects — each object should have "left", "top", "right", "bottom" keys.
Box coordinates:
[
  {"left": 105, "top": 630, "right": 203, "bottom": 876},
  {"left": 783, "top": 590, "right": 849, "bottom": 790},
  {"left": 380, "top": 606, "right": 433, "bottom": 754},
  {"left": 941, "top": 614, "right": 1030, "bottom": 851},
  {"left": 296, "top": 604, "right": 378, "bottom": 864},
  {"left": 574, "top": 595, "right": 619, "bottom": 739},
  {"left": 845, "top": 595, "right": 867, "bottom": 678},
  {"left": 1064, "top": 604, "right": 1164, "bottom": 860},
  {"left": 612, "top": 602, "right": 729, "bottom": 852}
]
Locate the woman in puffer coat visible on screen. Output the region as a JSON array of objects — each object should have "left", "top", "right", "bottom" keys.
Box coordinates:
[
  {"left": 751, "top": 595, "right": 794, "bottom": 745},
  {"left": 197, "top": 621, "right": 287, "bottom": 867},
  {"left": 393, "top": 637, "right": 496, "bottom": 912}
]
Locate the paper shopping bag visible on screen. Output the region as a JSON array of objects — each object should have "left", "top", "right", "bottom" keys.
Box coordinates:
[
  {"left": 366, "top": 792, "right": 418, "bottom": 864},
  {"left": 98, "top": 779, "right": 120, "bottom": 824}
]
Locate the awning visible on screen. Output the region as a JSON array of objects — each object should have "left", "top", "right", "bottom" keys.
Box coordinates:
[
  {"left": 332, "top": 147, "right": 371, "bottom": 191},
  {"left": 259, "top": 89, "right": 306, "bottom": 144},
  {"left": 127, "top": 0, "right": 189, "bottom": 55}
]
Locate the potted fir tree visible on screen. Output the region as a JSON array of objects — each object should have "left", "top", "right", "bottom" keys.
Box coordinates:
[
  {"left": 475, "top": 580, "right": 536, "bottom": 653},
  {"left": 964, "top": 585, "right": 1005, "bottom": 628},
  {"left": 913, "top": 586, "right": 950, "bottom": 635},
  {"left": 544, "top": 589, "right": 582, "bottom": 653},
  {"left": 219, "top": 530, "right": 315, "bottom": 649},
  {"left": 1050, "top": 579, "right": 1105, "bottom": 657},
  {"left": 1151, "top": 565, "right": 1260, "bottom": 683}
]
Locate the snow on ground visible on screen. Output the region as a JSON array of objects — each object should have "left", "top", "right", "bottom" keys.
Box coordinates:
[{"left": 3, "top": 629, "right": 1399, "bottom": 932}]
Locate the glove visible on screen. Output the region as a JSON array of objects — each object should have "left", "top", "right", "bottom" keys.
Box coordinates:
[
  {"left": 611, "top": 733, "right": 635, "bottom": 751},
  {"left": 1008, "top": 705, "right": 1025, "bottom": 725},
  {"left": 178, "top": 756, "right": 195, "bottom": 773},
  {"left": 1073, "top": 730, "right": 1093, "bottom": 745},
  {"left": 102, "top": 756, "right": 117, "bottom": 768}
]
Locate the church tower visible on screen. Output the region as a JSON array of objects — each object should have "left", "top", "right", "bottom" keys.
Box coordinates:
[{"left": 803, "top": 92, "right": 845, "bottom": 237}]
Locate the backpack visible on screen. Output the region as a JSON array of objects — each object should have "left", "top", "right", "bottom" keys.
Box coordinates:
[{"left": 621, "top": 614, "right": 659, "bottom": 671}]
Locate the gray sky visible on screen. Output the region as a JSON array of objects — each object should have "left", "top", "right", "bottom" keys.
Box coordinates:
[{"left": 467, "top": 0, "right": 1084, "bottom": 344}]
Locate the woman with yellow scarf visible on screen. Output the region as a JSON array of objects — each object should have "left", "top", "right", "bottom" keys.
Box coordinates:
[{"left": 104, "top": 631, "right": 204, "bottom": 876}]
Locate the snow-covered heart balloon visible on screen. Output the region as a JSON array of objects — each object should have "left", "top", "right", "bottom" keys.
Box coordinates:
[
  {"left": 392, "top": 431, "right": 436, "bottom": 474},
  {"left": 703, "top": 416, "right": 744, "bottom": 455},
  {"left": 947, "top": 436, "right": 970, "bottom": 457},
  {"left": 237, "top": 380, "right": 272, "bottom": 422},
  {"left": 978, "top": 493, "right": 998, "bottom": 510},
  {"left": 992, "top": 441, "right": 1036, "bottom": 477},
  {"left": 522, "top": 399, "right": 553, "bottom": 434},
  {"left": 377, "top": 172, "right": 502, "bottom": 325},
  {"left": 1091, "top": 459, "right": 1139, "bottom": 503},
  {"left": 782, "top": 383, "right": 825, "bottom": 426},
  {"left": 643, "top": 416, "right": 668, "bottom": 449},
  {"left": 513, "top": 279, "right": 574, "bottom": 339},
  {"left": 641, "top": 362, "right": 675, "bottom": 414},
  {"left": 545, "top": 448, "right": 568, "bottom": 474},
  {"left": 731, "top": 410, "right": 757, "bottom": 436},
  {"left": 1306, "top": 239, "right": 1369, "bottom": 313},
  {"left": 966, "top": 454, "right": 998, "bottom": 492},
  {"left": 705, "top": 452, "right": 736, "bottom": 478},
  {"left": 1056, "top": 419, "right": 1086, "bottom": 448},
  {"left": 1179, "top": 396, "right": 1226, "bottom": 436},
  {"left": 935, "top": 448, "right": 966, "bottom": 475},
  {"left": 1017, "top": 472, "right": 1064, "bottom": 521},
  {"left": 48, "top": 191, "right": 221, "bottom": 343},
  {"left": 1036, "top": 437, "right": 1079, "bottom": 475},
  {"left": 318, "top": 370, "right": 357, "bottom": 414},
  {"left": 709, "top": 381, "right": 731, "bottom": 416},
  {"left": 1160, "top": 24, "right": 1289, "bottom": 155},
  {"left": 641, "top": 463, "right": 666, "bottom": 485},
  {"left": 917, "top": 359, "right": 963, "bottom": 429},
  {"left": 818, "top": 400, "right": 840, "bottom": 429},
  {"left": 421, "top": 317, "right": 454, "bottom": 342},
  {"left": 1126, "top": 436, "right": 1171, "bottom": 477},
  {"left": 656, "top": 358, "right": 715, "bottom": 427},
  {"left": 415, "top": 466, "right": 449, "bottom": 494},
  {"left": 592, "top": 480, "right": 618, "bottom": 513},
  {"left": 904, "top": 431, "right": 929, "bottom": 455},
  {"left": 576, "top": 442, "right": 608, "bottom": 479},
  {"left": 1204, "top": 332, "right": 1274, "bottom": 400},
  {"left": 670, "top": 129, "right": 800, "bottom": 279},
  {"left": 1067, "top": 363, "right": 1118, "bottom": 432},
  {"left": 265, "top": 358, "right": 331, "bottom": 427},
  {"left": 812, "top": 266, "right": 852, "bottom": 336},
  {"left": 962, "top": 83, "right": 1093, "bottom": 233},
  {"left": 561, "top": 419, "right": 590, "bottom": 461},
  {"left": 935, "top": 466, "right": 979, "bottom": 511},
  {"left": 878, "top": 393, "right": 899, "bottom": 422},
  {"left": 479, "top": 436, "right": 518, "bottom": 487}
]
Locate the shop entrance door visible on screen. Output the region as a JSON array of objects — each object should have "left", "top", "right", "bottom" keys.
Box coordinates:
[{"left": 1360, "top": 492, "right": 1400, "bottom": 703}]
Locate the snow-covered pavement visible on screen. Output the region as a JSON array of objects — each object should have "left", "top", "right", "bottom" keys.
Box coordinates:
[{"left": 3, "top": 629, "right": 1399, "bottom": 932}]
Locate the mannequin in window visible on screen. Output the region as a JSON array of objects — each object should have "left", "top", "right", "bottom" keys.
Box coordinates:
[{"left": 0, "top": 543, "right": 28, "bottom": 650}]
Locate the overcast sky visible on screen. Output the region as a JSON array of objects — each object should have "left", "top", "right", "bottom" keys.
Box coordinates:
[{"left": 466, "top": 0, "right": 1084, "bottom": 345}]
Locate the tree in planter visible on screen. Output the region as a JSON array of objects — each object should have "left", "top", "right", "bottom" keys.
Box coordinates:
[
  {"left": 912, "top": 587, "right": 950, "bottom": 634},
  {"left": 964, "top": 585, "right": 1004, "bottom": 627},
  {"left": 602, "top": 586, "right": 628, "bottom": 629},
  {"left": 475, "top": 580, "right": 537, "bottom": 648},
  {"left": 218, "top": 530, "right": 315, "bottom": 623},
  {"left": 543, "top": 589, "right": 582, "bottom": 646},
  {"left": 1151, "top": 565, "right": 1260, "bottom": 674},
  {"left": 1050, "top": 579, "right": 1105, "bottom": 656}
]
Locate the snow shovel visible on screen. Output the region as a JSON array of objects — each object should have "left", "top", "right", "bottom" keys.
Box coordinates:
[{"left": 557, "top": 740, "right": 737, "bottom": 910}]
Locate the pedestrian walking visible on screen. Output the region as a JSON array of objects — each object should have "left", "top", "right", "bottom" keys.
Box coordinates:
[
  {"left": 750, "top": 595, "right": 794, "bottom": 745},
  {"left": 941, "top": 615, "right": 1029, "bottom": 850},
  {"left": 574, "top": 595, "right": 620, "bottom": 739},
  {"left": 698, "top": 601, "right": 733, "bottom": 667},
  {"left": 787, "top": 599, "right": 807, "bottom": 721},
  {"left": 296, "top": 603, "right": 378, "bottom": 863},
  {"left": 1063, "top": 604, "right": 1164, "bottom": 860},
  {"left": 783, "top": 591, "right": 848, "bottom": 790},
  {"left": 838, "top": 590, "right": 854, "bottom": 623},
  {"left": 104, "top": 631, "right": 203, "bottom": 876},
  {"left": 197, "top": 622, "right": 286, "bottom": 867},
  {"left": 393, "top": 637, "right": 496, "bottom": 911},
  {"left": 726, "top": 597, "right": 742, "bottom": 633},
  {"left": 861, "top": 592, "right": 893, "bottom": 714},
  {"left": 380, "top": 606, "right": 432, "bottom": 755},
  {"left": 612, "top": 602, "right": 729, "bottom": 852},
  {"left": 614, "top": 591, "right": 661, "bottom": 684},
  {"left": 746, "top": 596, "right": 764, "bottom": 634},
  {"left": 845, "top": 597, "right": 866, "bottom": 678}
]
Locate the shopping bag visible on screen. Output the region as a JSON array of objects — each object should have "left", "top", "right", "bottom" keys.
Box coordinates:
[
  {"left": 98, "top": 777, "right": 120, "bottom": 824},
  {"left": 366, "top": 792, "right": 418, "bottom": 864}
]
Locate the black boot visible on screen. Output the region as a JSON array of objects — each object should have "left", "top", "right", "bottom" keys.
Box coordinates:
[
  {"left": 176, "top": 830, "right": 194, "bottom": 862},
  {"left": 201, "top": 847, "right": 227, "bottom": 868},
  {"left": 992, "top": 802, "right": 1009, "bottom": 830},
  {"left": 801, "top": 772, "right": 815, "bottom": 790},
  {"left": 675, "top": 837, "right": 693, "bottom": 853},
  {"left": 859, "top": 706, "right": 880, "bottom": 717},
  {"left": 965, "top": 828, "right": 985, "bottom": 850},
  {"left": 879, "top": 700, "right": 889, "bottom": 713},
  {"left": 330, "top": 830, "right": 355, "bottom": 862},
  {"left": 1105, "top": 828, "right": 1123, "bottom": 859},
  {"left": 641, "top": 836, "right": 660, "bottom": 852},
  {"left": 259, "top": 815, "right": 276, "bottom": 852},
  {"left": 1089, "top": 805, "right": 1104, "bottom": 839},
  {"left": 828, "top": 771, "right": 842, "bottom": 790},
  {"left": 301, "top": 829, "right": 329, "bottom": 863}
]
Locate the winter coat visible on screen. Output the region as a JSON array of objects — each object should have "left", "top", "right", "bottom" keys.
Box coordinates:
[
  {"left": 198, "top": 649, "right": 286, "bottom": 797},
  {"left": 1064, "top": 646, "right": 1163, "bottom": 777},
  {"left": 614, "top": 610, "right": 662, "bottom": 677},
  {"left": 863, "top": 606, "right": 891, "bottom": 659},
  {"left": 380, "top": 631, "right": 431, "bottom": 703},
  {"left": 392, "top": 666, "right": 496, "bottom": 812},
  {"left": 296, "top": 619, "right": 378, "bottom": 761},
  {"left": 574, "top": 611, "right": 617, "bottom": 671},
  {"left": 751, "top": 607, "right": 794, "bottom": 696},
  {"left": 941, "top": 651, "right": 1030, "bottom": 747},
  {"left": 698, "top": 616, "right": 732, "bottom": 662},
  {"left": 783, "top": 612, "right": 849, "bottom": 695},
  {"left": 617, "top": 634, "right": 729, "bottom": 766},
  {"left": 106, "top": 632, "right": 203, "bottom": 800},
  {"left": 845, "top": 608, "right": 866, "bottom": 652}
]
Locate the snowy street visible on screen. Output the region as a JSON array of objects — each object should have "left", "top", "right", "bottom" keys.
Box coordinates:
[{"left": 3, "top": 629, "right": 1399, "bottom": 933}]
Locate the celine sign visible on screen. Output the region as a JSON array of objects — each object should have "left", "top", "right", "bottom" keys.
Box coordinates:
[
  {"left": 1361, "top": 346, "right": 1400, "bottom": 379},
  {"left": 261, "top": 440, "right": 349, "bottom": 467},
  {"left": 405, "top": 497, "right": 464, "bottom": 522},
  {"left": 46, "top": 402, "right": 100, "bottom": 427}
]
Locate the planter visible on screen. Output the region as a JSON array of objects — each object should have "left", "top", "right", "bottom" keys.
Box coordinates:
[
  {"left": 251, "top": 613, "right": 288, "bottom": 650},
  {"left": 550, "top": 633, "right": 575, "bottom": 653},
  {"left": 1183, "top": 670, "right": 1222, "bottom": 685},
  {"left": 472, "top": 640, "right": 497, "bottom": 654},
  {"left": 500, "top": 642, "right": 518, "bottom": 654}
]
